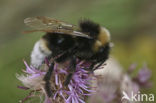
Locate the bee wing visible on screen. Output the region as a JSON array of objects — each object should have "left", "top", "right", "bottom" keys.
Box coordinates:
[
  {"left": 24, "top": 16, "right": 76, "bottom": 30},
  {"left": 24, "top": 16, "right": 91, "bottom": 39},
  {"left": 55, "top": 30, "right": 92, "bottom": 38}
]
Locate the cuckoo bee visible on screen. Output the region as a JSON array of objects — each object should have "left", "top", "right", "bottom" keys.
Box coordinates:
[{"left": 24, "top": 16, "right": 111, "bottom": 97}]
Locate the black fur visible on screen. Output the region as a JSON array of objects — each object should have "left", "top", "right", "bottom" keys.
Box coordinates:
[
  {"left": 79, "top": 20, "right": 100, "bottom": 38},
  {"left": 42, "top": 33, "right": 75, "bottom": 59},
  {"left": 43, "top": 63, "right": 54, "bottom": 97},
  {"left": 42, "top": 20, "right": 110, "bottom": 97},
  {"left": 64, "top": 55, "right": 76, "bottom": 86}
]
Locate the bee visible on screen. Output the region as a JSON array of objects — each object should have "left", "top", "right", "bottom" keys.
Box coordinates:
[{"left": 24, "top": 16, "right": 111, "bottom": 97}]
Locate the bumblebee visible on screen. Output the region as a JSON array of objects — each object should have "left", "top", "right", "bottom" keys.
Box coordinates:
[{"left": 24, "top": 16, "right": 111, "bottom": 97}]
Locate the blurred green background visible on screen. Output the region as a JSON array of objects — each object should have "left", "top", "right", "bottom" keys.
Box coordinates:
[{"left": 0, "top": 0, "right": 155, "bottom": 102}]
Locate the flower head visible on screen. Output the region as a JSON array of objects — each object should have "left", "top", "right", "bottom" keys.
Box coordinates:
[
  {"left": 88, "top": 59, "right": 153, "bottom": 103},
  {"left": 17, "top": 60, "right": 94, "bottom": 103}
]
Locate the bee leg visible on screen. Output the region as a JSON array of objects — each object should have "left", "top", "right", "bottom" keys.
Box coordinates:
[
  {"left": 93, "top": 61, "right": 105, "bottom": 71},
  {"left": 64, "top": 56, "right": 76, "bottom": 86},
  {"left": 43, "top": 62, "right": 54, "bottom": 97},
  {"left": 87, "top": 62, "right": 96, "bottom": 72}
]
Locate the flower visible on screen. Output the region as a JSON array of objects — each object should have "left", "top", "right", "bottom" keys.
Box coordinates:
[
  {"left": 17, "top": 57, "right": 153, "bottom": 103},
  {"left": 132, "top": 63, "right": 152, "bottom": 88},
  {"left": 88, "top": 58, "right": 153, "bottom": 103},
  {"left": 17, "top": 60, "right": 94, "bottom": 103}
]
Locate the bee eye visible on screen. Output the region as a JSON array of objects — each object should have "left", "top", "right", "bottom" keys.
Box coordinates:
[
  {"left": 99, "top": 47, "right": 104, "bottom": 52},
  {"left": 57, "top": 38, "right": 64, "bottom": 44}
]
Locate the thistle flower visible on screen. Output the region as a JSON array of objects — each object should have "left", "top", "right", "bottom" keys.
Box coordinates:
[
  {"left": 17, "top": 60, "right": 94, "bottom": 103},
  {"left": 132, "top": 63, "right": 152, "bottom": 88},
  {"left": 88, "top": 58, "right": 153, "bottom": 103},
  {"left": 17, "top": 57, "right": 153, "bottom": 103}
]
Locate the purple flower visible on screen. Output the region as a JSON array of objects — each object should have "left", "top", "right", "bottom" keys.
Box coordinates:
[
  {"left": 127, "top": 63, "right": 137, "bottom": 74},
  {"left": 88, "top": 62, "right": 153, "bottom": 103},
  {"left": 64, "top": 63, "right": 94, "bottom": 103},
  {"left": 134, "top": 64, "right": 152, "bottom": 88},
  {"left": 17, "top": 60, "right": 93, "bottom": 103},
  {"left": 137, "top": 64, "right": 151, "bottom": 83},
  {"left": 17, "top": 58, "right": 153, "bottom": 103},
  {"left": 23, "top": 60, "right": 46, "bottom": 78},
  {"left": 127, "top": 63, "right": 152, "bottom": 88}
]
